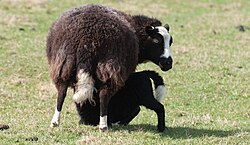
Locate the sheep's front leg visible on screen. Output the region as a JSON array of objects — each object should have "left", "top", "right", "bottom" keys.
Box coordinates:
[
  {"left": 50, "top": 84, "right": 68, "bottom": 128},
  {"left": 99, "top": 88, "right": 111, "bottom": 132}
]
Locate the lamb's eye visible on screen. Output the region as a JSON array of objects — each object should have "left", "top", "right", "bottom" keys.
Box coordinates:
[{"left": 152, "top": 38, "right": 159, "bottom": 43}]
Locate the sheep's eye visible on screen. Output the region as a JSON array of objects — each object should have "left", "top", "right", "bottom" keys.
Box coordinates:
[{"left": 152, "top": 38, "right": 159, "bottom": 43}]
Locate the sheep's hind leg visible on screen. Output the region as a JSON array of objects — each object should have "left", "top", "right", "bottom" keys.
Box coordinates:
[
  {"left": 99, "top": 88, "right": 112, "bottom": 132},
  {"left": 50, "top": 84, "right": 68, "bottom": 127}
]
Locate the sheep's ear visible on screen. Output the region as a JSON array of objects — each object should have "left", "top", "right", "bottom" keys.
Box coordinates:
[
  {"left": 164, "top": 24, "right": 170, "bottom": 31},
  {"left": 145, "top": 26, "right": 155, "bottom": 35}
]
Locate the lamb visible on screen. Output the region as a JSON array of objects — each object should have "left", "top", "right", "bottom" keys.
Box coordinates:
[
  {"left": 76, "top": 70, "right": 166, "bottom": 132},
  {"left": 46, "top": 4, "right": 173, "bottom": 132}
]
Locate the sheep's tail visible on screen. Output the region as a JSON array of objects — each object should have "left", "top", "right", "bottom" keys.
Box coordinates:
[
  {"left": 49, "top": 49, "right": 66, "bottom": 83},
  {"left": 144, "top": 70, "right": 166, "bottom": 102}
]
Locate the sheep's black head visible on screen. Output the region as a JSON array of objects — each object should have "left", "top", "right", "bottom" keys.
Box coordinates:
[{"left": 143, "top": 24, "right": 173, "bottom": 71}]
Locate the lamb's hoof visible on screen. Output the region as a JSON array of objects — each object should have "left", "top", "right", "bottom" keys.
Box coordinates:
[
  {"left": 79, "top": 119, "right": 85, "bottom": 125},
  {"left": 99, "top": 127, "right": 108, "bottom": 132},
  {"left": 158, "top": 126, "right": 165, "bottom": 132}
]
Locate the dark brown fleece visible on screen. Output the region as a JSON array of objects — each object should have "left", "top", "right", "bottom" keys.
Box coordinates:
[{"left": 46, "top": 4, "right": 163, "bottom": 97}]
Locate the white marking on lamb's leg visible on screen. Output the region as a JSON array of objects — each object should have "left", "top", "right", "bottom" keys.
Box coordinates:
[
  {"left": 50, "top": 108, "right": 61, "bottom": 128},
  {"left": 99, "top": 115, "right": 108, "bottom": 132},
  {"left": 73, "top": 70, "right": 94, "bottom": 106},
  {"left": 154, "top": 85, "right": 166, "bottom": 103}
]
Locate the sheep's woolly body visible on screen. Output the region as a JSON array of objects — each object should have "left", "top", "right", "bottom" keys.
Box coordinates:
[
  {"left": 47, "top": 5, "right": 140, "bottom": 129},
  {"left": 47, "top": 4, "right": 140, "bottom": 98}
]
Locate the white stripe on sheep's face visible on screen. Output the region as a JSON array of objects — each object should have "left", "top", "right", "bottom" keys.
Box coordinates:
[{"left": 145, "top": 24, "right": 173, "bottom": 71}]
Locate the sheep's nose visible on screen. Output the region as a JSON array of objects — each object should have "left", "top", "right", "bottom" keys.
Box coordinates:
[{"left": 159, "top": 57, "right": 173, "bottom": 71}]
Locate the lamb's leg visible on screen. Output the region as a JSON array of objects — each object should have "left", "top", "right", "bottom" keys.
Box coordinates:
[
  {"left": 118, "top": 107, "right": 140, "bottom": 125},
  {"left": 99, "top": 88, "right": 111, "bottom": 132},
  {"left": 141, "top": 98, "right": 165, "bottom": 132},
  {"left": 50, "top": 84, "right": 68, "bottom": 128}
]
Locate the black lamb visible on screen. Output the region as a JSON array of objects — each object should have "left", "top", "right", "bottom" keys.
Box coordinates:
[{"left": 76, "top": 70, "right": 166, "bottom": 132}]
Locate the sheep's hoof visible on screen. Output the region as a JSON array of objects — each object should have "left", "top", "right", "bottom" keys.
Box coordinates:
[
  {"left": 50, "top": 120, "right": 60, "bottom": 128},
  {"left": 50, "top": 111, "right": 60, "bottom": 128},
  {"left": 99, "top": 127, "right": 108, "bottom": 132},
  {"left": 50, "top": 123, "right": 59, "bottom": 128},
  {"left": 50, "top": 122, "right": 59, "bottom": 128}
]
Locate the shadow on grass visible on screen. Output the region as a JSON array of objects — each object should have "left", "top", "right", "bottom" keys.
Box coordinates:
[{"left": 110, "top": 124, "right": 248, "bottom": 139}]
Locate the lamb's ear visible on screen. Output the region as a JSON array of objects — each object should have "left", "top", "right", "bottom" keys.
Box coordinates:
[
  {"left": 145, "top": 26, "right": 155, "bottom": 35},
  {"left": 164, "top": 24, "right": 170, "bottom": 31}
]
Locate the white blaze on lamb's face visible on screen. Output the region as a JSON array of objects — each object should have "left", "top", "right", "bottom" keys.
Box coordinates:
[{"left": 155, "top": 26, "right": 171, "bottom": 59}]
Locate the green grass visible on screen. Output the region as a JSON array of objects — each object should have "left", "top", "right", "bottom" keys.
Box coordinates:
[{"left": 1, "top": 0, "right": 249, "bottom": 144}]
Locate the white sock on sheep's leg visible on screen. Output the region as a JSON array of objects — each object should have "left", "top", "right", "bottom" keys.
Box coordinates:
[
  {"left": 50, "top": 108, "right": 61, "bottom": 128},
  {"left": 99, "top": 115, "right": 108, "bottom": 132}
]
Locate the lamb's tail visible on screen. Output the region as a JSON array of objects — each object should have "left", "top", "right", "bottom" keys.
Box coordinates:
[{"left": 144, "top": 70, "right": 166, "bottom": 102}]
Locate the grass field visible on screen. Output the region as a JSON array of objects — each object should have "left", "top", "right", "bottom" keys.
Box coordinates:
[{"left": 0, "top": 0, "right": 249, "bottom": 144}]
